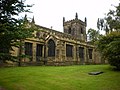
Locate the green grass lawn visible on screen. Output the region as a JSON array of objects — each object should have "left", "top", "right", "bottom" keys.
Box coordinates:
[{"left": 0, "top": 65, "right": 120, "bottom": 90}]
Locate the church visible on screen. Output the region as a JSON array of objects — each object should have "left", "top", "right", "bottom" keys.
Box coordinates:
[{"left": 12, "top": 13, "right": 101, "bottom": 65}]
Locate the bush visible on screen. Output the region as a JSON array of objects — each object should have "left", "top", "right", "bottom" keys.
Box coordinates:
[{"left": 97, "top": 31, "right": 120, "bottom": 70}]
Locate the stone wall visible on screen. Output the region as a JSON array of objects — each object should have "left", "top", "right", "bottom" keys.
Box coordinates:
[{"left": 10, "top": 17, "right": 101, "bottom": 66}]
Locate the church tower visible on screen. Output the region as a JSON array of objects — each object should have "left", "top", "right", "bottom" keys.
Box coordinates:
[{"left": 63, "top": 13, "right": 87, "bottom": 41}]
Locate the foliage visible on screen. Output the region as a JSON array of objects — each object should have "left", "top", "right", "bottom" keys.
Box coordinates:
[
  {"left": 97, "top": 3, "right": 120, "bottom": 34},
  {"left": 97, "top": 2, "right": 120, "bottom": 69},
  {"left": 97, "top": 18, "right": 104, "bottom": 30},
  {"left": 0, "top": 0, "right": 33, "bottom": 62},
  {"left": 97, "top": 31, "right": 120, "bottom": 70},
  {"left": 87, "top": 28, "right": 101, "bottom": 44}
]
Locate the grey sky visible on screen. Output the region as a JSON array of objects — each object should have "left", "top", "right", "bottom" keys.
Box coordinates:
[{"left": 25, "top": 0, "right": 119, "bottom": 32}]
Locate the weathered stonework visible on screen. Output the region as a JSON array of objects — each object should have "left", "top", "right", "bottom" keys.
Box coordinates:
[{"left": 12, "top": 13, "right": 101, "bottom": 66}]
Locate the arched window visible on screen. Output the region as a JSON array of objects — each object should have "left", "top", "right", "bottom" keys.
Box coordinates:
[{"left": 48, "top": 39, "right": 55, "bottom": 57}]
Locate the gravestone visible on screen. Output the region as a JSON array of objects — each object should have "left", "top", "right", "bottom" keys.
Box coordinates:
[{"left": 88, "top": 71, "right": 104, "bottom": 75}]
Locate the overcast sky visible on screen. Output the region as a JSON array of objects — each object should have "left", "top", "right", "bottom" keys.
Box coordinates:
[{"left": 24, "top": 0, "right": 119, "bottom": 32}]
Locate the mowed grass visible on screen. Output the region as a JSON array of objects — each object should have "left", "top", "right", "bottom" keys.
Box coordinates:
[{"left": 0, "top": 65, "right": 120, "bottom": 90}]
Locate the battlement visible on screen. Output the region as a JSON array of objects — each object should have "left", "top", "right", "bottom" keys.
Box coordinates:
[
  {"left": 63, "top": 13, "right": 87, "bottom": 27},
  {"left": 64, "top": 19, "right": 86, "bottom": 26},
  {"left": 63, "top": 13, "right": 87, "bottom": 42}
]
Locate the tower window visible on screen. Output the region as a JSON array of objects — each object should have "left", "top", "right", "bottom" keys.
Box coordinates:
[
  {"left": 81, "top": 28, "right": 84, "bottom": 34},
  {"left": 68, "top": 27, "right": 71, "bottom": 34}
]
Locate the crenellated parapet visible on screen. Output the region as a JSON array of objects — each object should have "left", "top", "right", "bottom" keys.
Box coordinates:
[{"left": 63, "top": 18, "right": 86, "bottom": 26}]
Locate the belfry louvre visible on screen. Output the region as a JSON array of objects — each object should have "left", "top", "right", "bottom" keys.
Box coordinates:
[{"left": 12, "top": 13, "right": 101, "bottom": 65}]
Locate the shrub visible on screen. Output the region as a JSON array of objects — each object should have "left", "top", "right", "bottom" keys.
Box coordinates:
[{"left": 97, "top": 31, "right": 120, "bottom": 70}]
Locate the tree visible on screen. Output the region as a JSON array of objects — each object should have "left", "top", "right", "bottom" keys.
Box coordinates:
[
  {"left": 97, "top": 18, "right": 104, "bottom": 31},
  {"left": 97, "top": 32, "right": 120, "bottom": 70},
  {"left": 98, "top": 3, "right": 120, "bottom": 34},
  {"left": 87, "top": 28, "right": 100, "bottom": 44},
  {"left": 97, "top": 2, "right": 120, "bottom": 70},
  {"left": 0, "top": 0, "right": 34, "bottom": 64}
]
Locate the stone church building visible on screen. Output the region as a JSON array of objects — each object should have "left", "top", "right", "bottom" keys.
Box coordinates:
[{"left": 12, "top": 13, "right": 101, "bottom": 65}]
